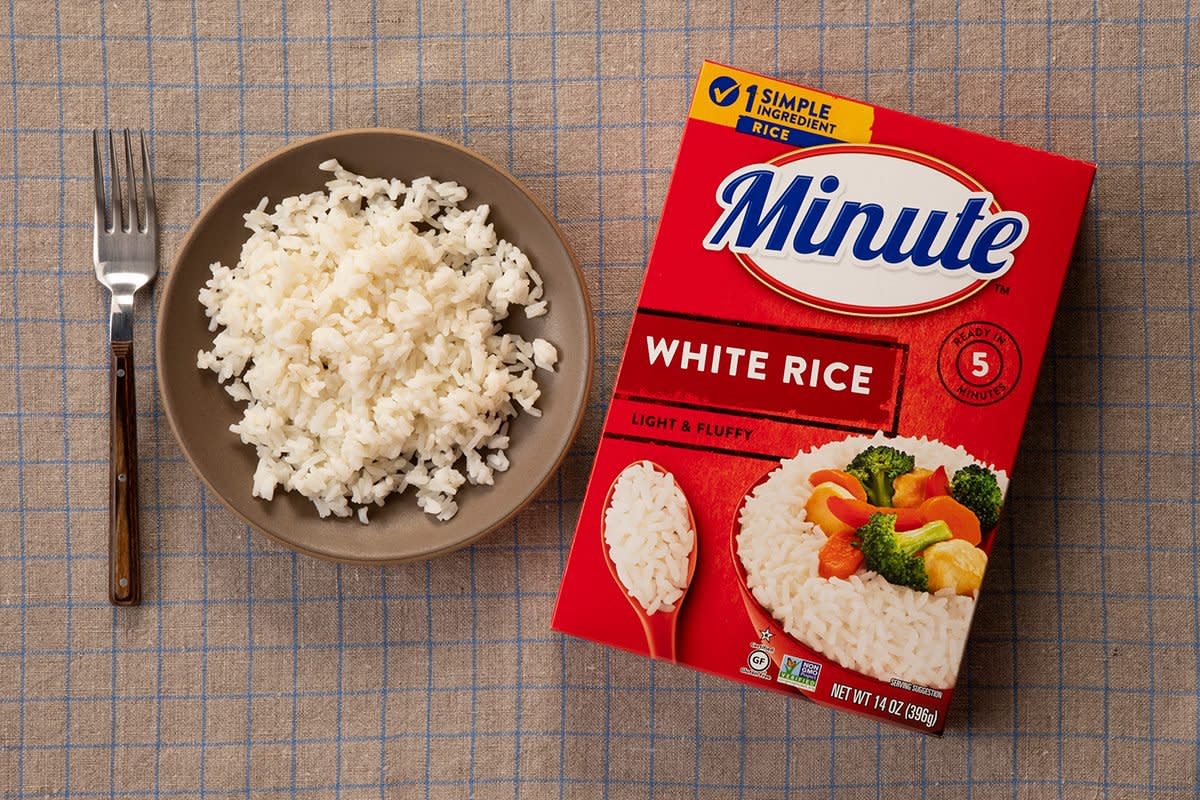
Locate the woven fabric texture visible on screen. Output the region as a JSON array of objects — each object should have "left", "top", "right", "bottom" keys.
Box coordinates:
[{"left": 1, "top": 0, "right": 1197, "bottom": 797}]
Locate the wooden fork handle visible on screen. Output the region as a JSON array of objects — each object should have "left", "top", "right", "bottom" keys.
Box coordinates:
[{"left": 109, "top": 340, "right": 141, "bottom": 606}]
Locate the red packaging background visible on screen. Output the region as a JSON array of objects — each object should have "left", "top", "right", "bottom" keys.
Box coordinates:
[{"left": 553, "top": 66, "right": 1095, "bottom": 734}]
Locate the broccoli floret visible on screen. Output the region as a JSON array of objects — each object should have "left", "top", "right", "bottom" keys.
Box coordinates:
[
  {"left": 856, "top": 513, "right": 953, "bottom": 592},
  {"left": 950, "top": 464, "right": 1003, "bottom": 530},
  {"left": 845, "top": 445, "right": 915, "bottom": 506}
]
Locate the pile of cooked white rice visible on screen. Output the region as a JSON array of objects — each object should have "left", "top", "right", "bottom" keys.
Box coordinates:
[
  {"left": 736, "top": 432, "right": 1008, "bottom": 689},
  {"left": 197, "top": 160, "right": 557, "bottom": 522},
  {"left": 604, "top": 462, "right": 695, "bottom": 614}
]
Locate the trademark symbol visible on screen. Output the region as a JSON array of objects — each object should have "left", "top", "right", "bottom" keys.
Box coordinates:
[{"left": 990, "top": 282, "right": 1010, "bottom": 295}]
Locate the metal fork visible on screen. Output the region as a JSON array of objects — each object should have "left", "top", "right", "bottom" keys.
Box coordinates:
[{"left": 92, "top": 129, "right": 157, "bottom": 606}]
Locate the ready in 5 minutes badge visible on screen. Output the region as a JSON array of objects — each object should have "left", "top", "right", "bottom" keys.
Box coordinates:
[{"left": 937, "top": 321, "right": 1022, "bottom": 406}]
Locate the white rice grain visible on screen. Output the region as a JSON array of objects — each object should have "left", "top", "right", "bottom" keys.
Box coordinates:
[
  {"left": 196, "top": 160, "right": 556, "bottom": 521},
  {"left": 604, "top": 462, "right": 695, "bottom": 614}
]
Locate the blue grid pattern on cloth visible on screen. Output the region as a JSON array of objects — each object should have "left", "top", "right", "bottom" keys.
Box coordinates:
[{"left": 0, "top": 0, "right": 1198, "bottom": 798}]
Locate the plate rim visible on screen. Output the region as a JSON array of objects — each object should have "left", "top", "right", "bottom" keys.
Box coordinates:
[{"left": 155, "top": 127, "right": 595, "bottom": 564}]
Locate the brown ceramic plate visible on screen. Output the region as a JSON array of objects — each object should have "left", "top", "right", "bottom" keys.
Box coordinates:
[{"left": 157, "top": 129, "right": 593, "bottom": 563}]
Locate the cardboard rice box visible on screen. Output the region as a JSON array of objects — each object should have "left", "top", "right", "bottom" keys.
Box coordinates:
[{"left": 553, "top": 61, "right": 1095, "bottom": 733}]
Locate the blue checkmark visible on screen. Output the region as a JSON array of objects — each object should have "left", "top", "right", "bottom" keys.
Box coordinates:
[{"left": 708, "top": 76, "right": 740, "bottom": 107}]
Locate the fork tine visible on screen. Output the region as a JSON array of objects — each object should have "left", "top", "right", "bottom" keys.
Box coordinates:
[
  {"left": 139, "top": 130, "right": 155, "bottom": 233},
  {"left": 91, "top": 129, "right": 108, "bottom": 231},
  {"left": 122, "top": 129, "right": 139, "bottom": 232},
  {"left": 107, "top": 129, "right": 125, "bottom": 232}
]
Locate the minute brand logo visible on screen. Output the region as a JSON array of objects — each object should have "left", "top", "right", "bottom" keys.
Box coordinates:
[{"left": 702, "top": 144, "right": 1030, "bottom": 316}]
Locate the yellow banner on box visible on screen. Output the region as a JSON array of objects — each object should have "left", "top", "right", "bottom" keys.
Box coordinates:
[{"left": 688, "top": 61, "right": 874, "bottom": 146}]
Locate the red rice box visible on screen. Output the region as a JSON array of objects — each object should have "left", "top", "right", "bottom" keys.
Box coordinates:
[{"left": 552, "top": 62, "right": 1094, "bottom": 733}]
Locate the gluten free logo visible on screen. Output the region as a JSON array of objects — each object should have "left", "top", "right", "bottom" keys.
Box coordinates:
[
  {"left": 739, "top": 642, "right": 774, "bottom": 680},
  {"left": 747, "top": 649, "right": 770, "bottom": 672}
]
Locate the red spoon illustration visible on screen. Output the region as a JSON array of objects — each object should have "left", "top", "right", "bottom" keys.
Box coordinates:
[{"left": 600, "top": 461, "right": 699, "bottom": 662}]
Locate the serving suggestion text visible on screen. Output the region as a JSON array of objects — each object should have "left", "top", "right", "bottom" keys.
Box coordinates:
[{"left": 644, "top": 336, "right": 874, "bottom": 395}]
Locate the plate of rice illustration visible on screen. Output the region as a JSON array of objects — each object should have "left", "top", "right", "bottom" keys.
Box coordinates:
[{"left": 733, "top": 432, "right": 1007, "bottom": 689}]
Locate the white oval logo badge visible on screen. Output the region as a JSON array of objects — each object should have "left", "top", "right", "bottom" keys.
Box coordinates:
[{"left": 703, "top": 144, "right": 1029, "bottom": 317}]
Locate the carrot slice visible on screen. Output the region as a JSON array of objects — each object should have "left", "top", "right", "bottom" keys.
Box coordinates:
[
  {"left": 818, "top": 529, "right": 864, "bottom": 579},
  {"left": 826, "top": 497, "right": 926, "bottom": 531},
  {"left": 808, "top": 469, "right": 867, "bottom": 501},
  {"left": 919, "top": 495, "right": 982, "bottom": 545},
  {"left": 926, "top": 465, "right": 950, "bottom": 498}
]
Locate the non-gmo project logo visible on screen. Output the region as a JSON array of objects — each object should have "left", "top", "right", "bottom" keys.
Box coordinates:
[
  {"left": 708, "top": 75, "right": 740, "bottom": 107},
  {"left": 777, "top": 655, "right": 821, "bottom": 692}
]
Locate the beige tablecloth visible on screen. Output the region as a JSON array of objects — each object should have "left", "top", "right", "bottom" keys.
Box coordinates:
[{"left": 1, "top": 0, "right": 1197, "bottom": 796}]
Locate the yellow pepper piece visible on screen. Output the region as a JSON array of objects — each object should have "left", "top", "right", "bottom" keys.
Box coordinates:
[{"left": 923, "top": 539, "right": 987, "bottom": 595}]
